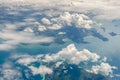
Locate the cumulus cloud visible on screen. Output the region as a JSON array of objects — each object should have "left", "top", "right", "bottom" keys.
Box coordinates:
[
  {"left": 12, "top": 44, "right": 116, "bottom": 76},
  {"left": 41, "top": 18, "right": 51, "bottom": 25},
  {"left": 29, "top": 65, "right": 53, "bottom": 75},
  {"left": 43, "top": 44, "right": 100, "bottom": 64},
  {"left": 38, "top": 25, "right": 47, "bottom": 31},
  {"left": 12, "top": 54, "right": 53, "bottom": 75},
  {"left": 16, "top": 56, "right": 38, "bottom": 66},
  {"left": 38, "top": 12, "right": 94, "bottom": 31},
  {"left": 89, "top": 62, "right": 117, "bottom": 76},
  {"left": 51, "top": 12, "right": 93, "bottom": 29}
]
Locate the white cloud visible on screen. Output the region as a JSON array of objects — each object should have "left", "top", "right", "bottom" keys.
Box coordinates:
[
  {"left": 90, "top": 62, "right": 117, "bottom": 76},
  {"left": 13, "top": 43, "right": 116, "bottom": 76},
  {"left": 38, "top": 25, "right": 47, "bottom": 31},
  {"left": 1, "top": 69, "right": 22, "bottom": 80},
  {"left": 13, "top": 54, "right": 43, "bottom": 66},
  {"left": 55, "top": 61, "right": 63, "bottom": 68},
  {"left": 0, "top": 62, "right": 22, "bottom": 80},
  {"left": 51, "top": 12, "right": 93, "bottom": 29},
  {"left": 39, "top": 12, "right": 94, "bottom": 31},
  {"left": 0, "top": 23, "right": 54, "bottom": 50},
  {"left": 58, "top": 32, "right": 66, "bottom": 35},
  {"left": 44, "top": 44, "right": 100, "bottom": 64},
  {"left": 12, "top": 54, "right": 53, "bottom": 75},
  {"left": 0, "top": 0, "right": 119, "bottom": 78},
  {"left": 23, "top": 27, "right": 34, "bottom": 33},
  {"left": 0, "top": 44, "right": 15, "bottom": 50},
  {"left": 48, "top": 24, "right": 62, "bottom": 30},
  {"left": 41, "top": 18, "right": 51, "bottom": 25},
  {"left": 16, "top": 57, "right": 37, "bottom": 66},
  {"left": 14, "top": 44, "right": 100, "bottom": 66},
  {"left": 0, "top": 0, "right": 119, "bottom": 20},
  {"left": 29, "top": 65, "right": 53, "bottom": 75}
]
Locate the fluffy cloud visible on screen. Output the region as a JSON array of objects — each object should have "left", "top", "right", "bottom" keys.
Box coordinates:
[
  {"left": 29, "top": 65, "right": 53, "bottom": 75},
  {"left": 12, "top": 54, "right": 53, "bottom": 75},
  {"left": 12, "top": 44, "right": 116, "bottom": 76},
  {"left": 39, "top": 12, "right": 93, "bottom": 31},
  {"left": 43, "top": 44, "right": 100, "bottom": 64},
  {"left": 38, "top": 25, "right": 47, "bottom": 31},
  {"left": 16, "top": 56, "right": 38, "bottom": 66},
  {"left": 41, "top": 18, "right": 51, "bottom": 25},
  {"left": 51, "top": 12, "right": 93, "bottom": 29},
  {"left": 89, "top": 62, "right": 117, "bottom": 76},
  {"left": 13, "top": 54, "right": 43, "bottom": 66}
]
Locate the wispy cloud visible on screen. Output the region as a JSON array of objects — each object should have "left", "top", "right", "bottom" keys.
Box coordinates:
[
  {"left": 0, "top": 23, "right": 54, "bottom": 50},
  {"left": 0, "top": 0, "right": 119, "bottom": 20}
]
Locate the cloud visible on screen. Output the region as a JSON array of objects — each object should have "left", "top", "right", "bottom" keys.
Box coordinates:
[
  {"left": 58, "top": 32, "right": 66, "bottom": 35},
  {"left": 29, "top": 65, "right": 53, "bottom": 75},
  {"left": 41, "top": 18, "right": 51, "bottom": 25},
  {"left": 12, "top": 54, "right": 53, "bottom": 75},
  {"left": 0, "top": 44, "right": 14, "bottom": 50},
  {"left": 1, "top": 69, "right": 22, "bottom": 80},
  {"left": 12, "top": 44, "right": 116, "bottom": 76},
  {"left": 0, "top": 0, "right": 119, "bottom": 79},
  {"left": 89, "top": 62, "right": 117, "bottom": 76},
  {"left": 23, "top": 27, "right": 34, "bottom": 33},
  {"left": 55, "top": 61, "right": 63, "bottom": 68},
  {"left": 43, "top": 44, "right": 100, "bottom": 64},
  {"left": 0, "top": 23, "right": 54, "bottom": 50},
  {"left": 38, "top": 12, "right": 94, "bottom": 31},
  {"left": 37, "top": 25, "right": 47, "bottom": 31},
  {"left": 0, "top": 1, "right": 109, "bottom": 45},
  {"left": 16, "top": 56, "right": 38, "bottom": 66},
  {"left": 12, "top": 54, "right": 43, "bottom": 66},
  {"left": 50, "top": 12, "right": 93, "bottom": 29},
  {"left": 0, "top": 0, "right": 119, "bottom": 20},
  {"left": 0, "top": 62, "right": 22, "bottom": 80},
  {"left": 48, "top": 24, "right": 62, "bottom": 30}
]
